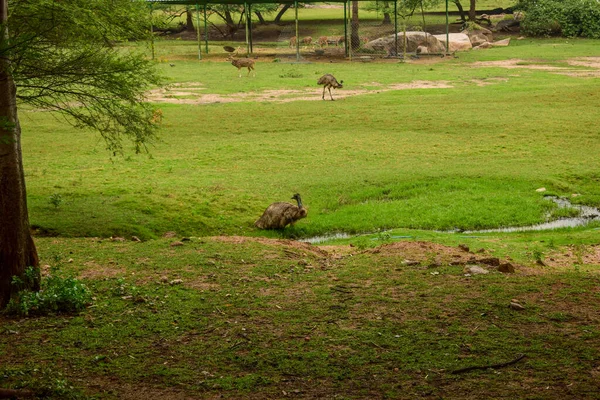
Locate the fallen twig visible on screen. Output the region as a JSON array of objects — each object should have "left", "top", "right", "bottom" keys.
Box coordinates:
[{"left": 451, "top": 354, "right": 526, "bottom": 374}]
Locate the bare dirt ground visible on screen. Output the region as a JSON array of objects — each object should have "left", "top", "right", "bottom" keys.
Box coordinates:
[{"left": 209, "top": 235, "right": 600, "bottom": 273}]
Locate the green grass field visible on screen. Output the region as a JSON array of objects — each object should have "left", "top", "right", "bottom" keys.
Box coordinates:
[{"left": 2, "top": 34, "right": 600, "bottom": 399}]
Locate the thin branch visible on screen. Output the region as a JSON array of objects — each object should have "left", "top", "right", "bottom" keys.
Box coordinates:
[{"left": 451, "top": 354, "right": 527, "bottom": 374}]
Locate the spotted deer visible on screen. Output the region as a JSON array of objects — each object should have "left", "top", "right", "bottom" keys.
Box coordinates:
[
  {"left": 317, "top": 74, "right": 343, "bottom": 101},
  {"left": 228, "top": 55, "right": 256, "bottom": 78},
  {"left": 302, "top": 36, "right": 313, "bottom": 47},
  {"left": 289, "top": 36, "right": 297, "bottom": 48},
  {"left": 317, "top": 36, "right": 328, "bottom": 48}
]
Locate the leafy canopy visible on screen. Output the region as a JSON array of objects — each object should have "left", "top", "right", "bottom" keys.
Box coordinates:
[{"left": 3, "top": 0, "right": 163, "bottom": 153}]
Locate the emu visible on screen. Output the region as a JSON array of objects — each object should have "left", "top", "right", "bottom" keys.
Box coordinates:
[
  {"left": 255, "top": 194, "right": 307, "bottom": 230},
  {"left": 317, "top": 74, "right": 343, "bottom": 101},
  {"left": 228, "top": 55, "right": 255, "bottom": 78}
]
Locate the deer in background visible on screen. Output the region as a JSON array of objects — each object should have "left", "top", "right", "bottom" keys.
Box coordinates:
[
  {"left": 318, "top": 36, "right": 328, "bottom": 48},
  {"left": 302, "top": 36, "right": 313, "bottom": 48},
  {"left": 289, "top": 36, "right": 297, "bottom": 48},
  {"left": 228, "top": 54, "right": 255, "bottom": 78},
  {"left": 317, "top": 74, "right": 343, "bottom": 101}
]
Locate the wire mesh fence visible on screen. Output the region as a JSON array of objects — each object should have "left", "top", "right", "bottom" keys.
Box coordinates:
[{"left": 150, "top": 2, "right": 452, "bottom": 61}]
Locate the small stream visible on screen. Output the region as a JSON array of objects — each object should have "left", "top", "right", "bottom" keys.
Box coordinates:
[{"left": 301, "top": 196, "right": 600, "bottom": 244}]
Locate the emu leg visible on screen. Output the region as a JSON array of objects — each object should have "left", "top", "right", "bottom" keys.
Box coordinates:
[
  {"left": 322, "top": 86, "right": 326, "bottom": 100},
  {"left": 328, "top": 87, "right": 334, "bottom": 101}
]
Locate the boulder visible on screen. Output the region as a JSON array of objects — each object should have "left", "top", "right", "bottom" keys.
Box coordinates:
[
  {"left": 365, "top": 31, "right": 446, "bottom": 55},
  {"left": 467, "top": 33, "right": 489, "bottom": 47},
  {"left": 473, "top": 42, "right": 493, "bottom": 50},
  {"left": 492, "top": 38, "right": 511, "bottom": 47},
  {"left": 433, "top": 33, "right": 472, "bottom": 52}
]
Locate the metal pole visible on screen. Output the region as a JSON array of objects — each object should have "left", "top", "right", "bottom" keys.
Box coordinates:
[
  {"left": 421, "top": 0, "right": 427, "bottom": 48},
  {"left": 195, "top": 4, "right": 202, "bottom": 60},
  {"left": 204, "top": 3, "right": 209, "bottom": 54},
  {"left": 394, "top": 1, "right": 398, "bottom": 58},
  {"left": 150, "top": 3, "right": 155, "bottom": 60},
  {"left": 347, "top": 1, "right": 352, "bottom": 59},
  {"left": 445, "top": 0, "right": 449, "bottom": 53},
  {"left": 244, "top": 2, "right": 249, "bottom": 56},
  {"left": 295, "top": 0, "right": 299, "bottom": 61},
  {"left": 248, "top": 3, "right": 253, "bottom": 54},
  {"left": 344, "top": 0, "right": 348, "bottom": 57}
]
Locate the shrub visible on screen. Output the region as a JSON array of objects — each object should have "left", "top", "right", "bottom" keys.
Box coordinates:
[
  {"left": 518, "top": 0, "right": 600, "bottom": 38},
  {"left": 4, "top": 267, "right": 92, "bottom": 316}
]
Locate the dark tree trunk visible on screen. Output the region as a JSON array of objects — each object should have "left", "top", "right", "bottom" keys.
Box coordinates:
[
  {"left": 273, "top": 4, "right": 291, "bottom": 23},
  {"left": 224, "top": 10, "right": 237, "bottom": 38},
  {"left": 453, "top": 0, "right": 467, "bottom": 22},
  {"left": 469, "top": 0, "right": 477, "bottom": 21},
  {"left": 383, "top": 12, "right": 391, "bottom": 25},
  {"left": 186, "top": 7, "right": 194, "bottom": 31},
  {"left": 254, "top": 11, "right": 266, "bottom": 24},
  {"left": 0, "top": 0, "right": 40, "bottom": 308},
  {"left": 351, "top": 1, "right": 359, "bottom": 50}
]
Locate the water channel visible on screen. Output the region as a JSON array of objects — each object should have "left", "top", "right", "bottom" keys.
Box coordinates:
[{"left": 302, "top": 196, "right": 600, "bottom": 245}]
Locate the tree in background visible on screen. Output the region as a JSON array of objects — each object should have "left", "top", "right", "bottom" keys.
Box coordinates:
[
  {"left": 0, "top": 0, "right": 162, "bottom": 307},
  {"left": 517, "top": 0, "right": 600, "bottom": 38}
]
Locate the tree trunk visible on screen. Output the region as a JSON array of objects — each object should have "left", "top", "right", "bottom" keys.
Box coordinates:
[
  {"left": 273, "top": 4, "right": 291, "bottom": 23},
  {"left": 469, "top": 0, "right": 476, "bottom": 21},
  {"left": 254, "top": 11, "right": 266, "bottom": 24},
  {"left": 0, "top": 0, "right": 40, "bottom": 308},
  {"left": 185, "top": 7, "right": 194, "bottom": 31},
  {"left": 382, "top": 12, "right": 391, "bottom": 25},
  {"left": 453, "top": 0, "right": 467, "bottom": 22},
  {"left": 351, "top": 1, "right": 359, "bottom": 50}
]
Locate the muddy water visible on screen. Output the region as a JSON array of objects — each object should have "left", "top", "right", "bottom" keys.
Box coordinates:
[{"left": 302, "top": 197, "right": 600, "bottom": 244}]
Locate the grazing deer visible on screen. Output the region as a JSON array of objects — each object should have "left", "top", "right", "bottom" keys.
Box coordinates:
[
  {"left": 302, "top": 36, "right": 313, "bottom": 47},
  {"left": 317, "top": 74, "right": 343, "bottom": 101},
  {"left": 228, "top": 55, "right": 255, "bottom": 78},
  {"left": 318, "top": 36, "right": 328, "bottom": 48},
  {"left": 289, "top": 36, "right": 297, "bottom": 48},
  {"left": 335, "top": 36, "right": 345, "bottom": 47}
]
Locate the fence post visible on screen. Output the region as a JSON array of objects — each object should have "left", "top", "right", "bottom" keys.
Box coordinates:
[{"left": 195, "top": 4, "right": 202, "bottom": 60}]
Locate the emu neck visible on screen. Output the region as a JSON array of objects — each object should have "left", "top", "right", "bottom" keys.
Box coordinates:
[{"left": 295, "top": 196, "right": 303, "bottom": 208}]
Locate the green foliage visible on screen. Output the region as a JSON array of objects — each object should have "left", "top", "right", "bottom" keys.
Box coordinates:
[
  {"left": 5, "top": 0, "right": 163, "bottom": 153},
  {"left": 518, "top": 0, "right": 600, "bottom": 38},
  {"left": 4, "top": 267, "right": 92, "bottom": 316}
]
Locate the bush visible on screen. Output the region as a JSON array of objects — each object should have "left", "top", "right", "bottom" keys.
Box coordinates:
[
  {"left": 518, "top": 0, "right": 600, "bottom": 38},
  {"left": 4, "top": 267, "right": 92, "bottom": 316}
]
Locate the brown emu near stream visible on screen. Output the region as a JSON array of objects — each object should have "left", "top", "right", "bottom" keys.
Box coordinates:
[{"left": 255, "top": 194, "right": 307, "bottom": 230}]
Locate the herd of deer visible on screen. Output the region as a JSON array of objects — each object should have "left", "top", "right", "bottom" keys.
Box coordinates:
[{"left": 288, "top": 35, "right": 368, "bottom": 49}]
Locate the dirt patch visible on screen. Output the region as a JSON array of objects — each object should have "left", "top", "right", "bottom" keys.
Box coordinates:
[
  {"left": 146, "top": 80, "right": 455, "bottom": 104},
  {"left": 472, "top": 57, "right": 600, "bottom": 77},
  {"left": 544, "top": 244, "right": 600, "bottom": 269}
]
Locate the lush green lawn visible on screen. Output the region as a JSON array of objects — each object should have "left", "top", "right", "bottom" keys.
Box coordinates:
[
  {"left": 22, "top": 38, "right": 600, "bottom": 240},
  {"left": 3, "top": 35, "right": 600, "bottom": 400}
]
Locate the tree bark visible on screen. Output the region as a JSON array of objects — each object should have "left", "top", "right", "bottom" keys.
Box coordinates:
[
  {"left": 453, "top": 0, "right": 467, "bottom": 22},
  {"left": 254, "top": 11, "right": 266, "bottom": 24},
  {"left": 469, "top": 0, "right": 477, "bottom": 21},
  {"left": 185, "top": 7, "right": 194, "bottom": 31},
  {"left": 351, "top": 1, "right": 359, "bottom": 50},
  {"left": 273, "top": 4, "right": 291, "bottom": 23},
  {"left": 0, "top": 0, "right": 40, "bottom": 308}
]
